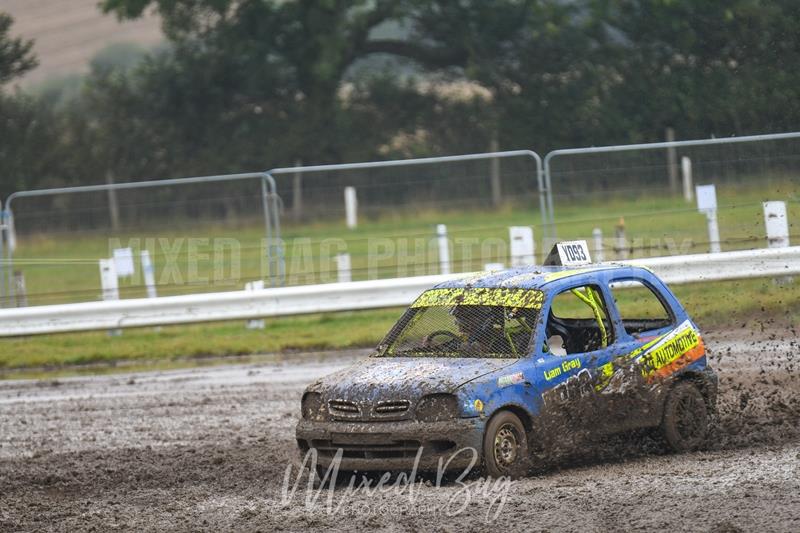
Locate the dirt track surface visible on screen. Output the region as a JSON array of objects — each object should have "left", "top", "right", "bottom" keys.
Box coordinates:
[{"left": 1, "top": 333, "right": 799, "bottom": 532}]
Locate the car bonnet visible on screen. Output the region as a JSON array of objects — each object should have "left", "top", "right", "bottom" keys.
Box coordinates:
[{"left": 309, "top": 356, "right": 518, "bottom": 402}]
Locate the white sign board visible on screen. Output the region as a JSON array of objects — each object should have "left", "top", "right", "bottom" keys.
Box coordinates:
[
  {"left": 696, "top": 184, "right": 717, "bottom": 213},
  {"left": 113, "top": 247, "right": 135, "bottom": 277},
  {"left": 763, "top": 201, "right": 790, "bottom": 248},
  {"left": 555, "top": 240, "right": 592, "bottom": 266},
  {"left": 509, "top": 226, "right": 535, "bottom": 267}
]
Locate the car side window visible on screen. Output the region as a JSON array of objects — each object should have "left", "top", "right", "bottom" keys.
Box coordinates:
[
  {"left": 609, "top": 279, "right": 674, "bottom": 336},
  {"left": 545, "top": 284, "right": 613, "bottom": 355}
]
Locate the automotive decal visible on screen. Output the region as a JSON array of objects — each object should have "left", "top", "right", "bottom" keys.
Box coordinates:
[
  {"left": 640, "top": 322, "right": 705, "bottom": 381},
  {"left": 411, "top": 287, "right": 545, "bottom": 309},
  {"left": 594, "top": 320, "right": 705, "bottom": 393}
]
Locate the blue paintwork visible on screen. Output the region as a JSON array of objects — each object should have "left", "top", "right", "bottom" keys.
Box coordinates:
[{"left": 416, "top": 264, "right": 703, "bottom": 421}]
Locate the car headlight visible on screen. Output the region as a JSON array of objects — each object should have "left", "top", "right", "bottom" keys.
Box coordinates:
[
  {"left": 415, "top": 394, "right": 459, "bottom": 422},
  {"left": 301, "top": 392, "right": 326, "bottom": 421}
]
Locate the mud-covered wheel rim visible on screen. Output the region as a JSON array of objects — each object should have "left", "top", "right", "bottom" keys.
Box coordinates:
[
  {"left": 493, "top": 423, "right": 521, "bottom": 470},
  {"left": 483, "top": 411, "right": 529, "bottom": 478},
  {"left": 662, "top": 381, "right": 708, "bottom": 452}
]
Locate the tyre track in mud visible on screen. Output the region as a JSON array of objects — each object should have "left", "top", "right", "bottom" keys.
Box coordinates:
[{"left": 0, "top": 334, "right": 798, "bottom": 532}]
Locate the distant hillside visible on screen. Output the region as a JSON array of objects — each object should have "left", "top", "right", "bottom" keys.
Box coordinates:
[{"left": 0, "top": 0, "right": 163, "bottom": 87}]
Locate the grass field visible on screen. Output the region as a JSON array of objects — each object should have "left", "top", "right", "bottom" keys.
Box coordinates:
[{"left": 1, "top": 180, "right": 798, "bottom": 376}]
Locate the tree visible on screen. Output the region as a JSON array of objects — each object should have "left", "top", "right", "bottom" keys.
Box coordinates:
[
  {"left": 100, "top": 0, "right": 476, "bottom": 163},
  {"left": 0, "top": 13, "right": 37, "bottom": 86}
]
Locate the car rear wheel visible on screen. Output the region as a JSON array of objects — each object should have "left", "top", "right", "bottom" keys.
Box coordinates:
[
  {"left": 661, "top": 381, "right": 709, "bottom": 452},
  {"left": 483, "top": 411, "right": 529, "bottom": 479}
]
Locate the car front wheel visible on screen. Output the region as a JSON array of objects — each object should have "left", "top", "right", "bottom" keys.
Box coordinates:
[
  {"left": 483, "top": 411, "right": 529, "bottom": 479},
  {"left": 661, "top": 381, "right": 709, "bottom": 452}
]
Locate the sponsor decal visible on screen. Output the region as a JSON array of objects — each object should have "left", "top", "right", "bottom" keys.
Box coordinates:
[
  {"left": 412, "top": 287, "right": 544, "bottom": 309},
  {"left": 497, "top": 372, "right": 525, "bottom": 387},
  {"left": 594, "top": 320, "right": 706, "bottom": 393},
  {"left": 543, "top": 358, "right": 582, "bottom": 381},
  {"left": 642, "top": 325, "right": 699, "bottom": 373}
]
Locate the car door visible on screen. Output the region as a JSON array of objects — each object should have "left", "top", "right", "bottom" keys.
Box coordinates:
[
  {"left": 532, "top": 281, "right": 619, "bottom": 434},
  {"left": 595, "top": 274, "right": 679, "bottom": 429}
]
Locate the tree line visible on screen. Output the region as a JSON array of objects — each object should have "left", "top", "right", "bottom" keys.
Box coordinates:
[{"left": 1, "top": 0, "right": 799, "bottom": 203}]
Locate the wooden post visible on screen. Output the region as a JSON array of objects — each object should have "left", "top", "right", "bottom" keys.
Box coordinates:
[
  {"left": 292, "top": 160, "right": 303, "bottom": 220},
  {"left": 615, "top": 217, "right": 628, "bottom": 260},
  {"left": 106, "top": 171, "right": 120, "bottom": 231},
  {"left": 490, "top": 134, "right": 502, "bottom": 206},
  {"left": 666, "top": 127, "right": 679, "bottom": 194}
]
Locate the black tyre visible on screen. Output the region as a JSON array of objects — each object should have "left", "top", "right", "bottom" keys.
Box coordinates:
[
  {"left": 661, "top": 381, "right": 709, "bottom": 452},
  {"left": 483, "top": 411, "right": 529, "bottom": 479}
]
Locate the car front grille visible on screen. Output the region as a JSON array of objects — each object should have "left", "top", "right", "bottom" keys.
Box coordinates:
[
  {"left": 373, "top": 400, "right": 410, "bottom": 416},
  {"left": 327, "top": 398, "right": 411, "bottom": 420},
  {"left": 328, "top": 399, "right": 361, "bottom": 418}
]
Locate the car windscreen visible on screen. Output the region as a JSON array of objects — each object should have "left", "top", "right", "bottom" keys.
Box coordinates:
[{"left": 376, "top": 287, "right": 544, "bottom": 358}]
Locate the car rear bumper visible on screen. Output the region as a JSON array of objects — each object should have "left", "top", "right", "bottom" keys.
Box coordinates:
[{"left": 295, "top": 417, "right": 485, "bottom": 472}]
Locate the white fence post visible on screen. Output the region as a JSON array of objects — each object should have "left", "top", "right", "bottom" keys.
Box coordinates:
[
  {"left": 436, "top": 224, "right": 451, "bottom": 275},
  {"left": 99, "top": 258, "right": 121, "bottom": 336},
  {"left": 592, "top": 228, "right": 604, "bottom": 262},
  {"left": 509, "top": 226, "right": 535, "bottom": 267},
  {"left": 706, "top": 211, "right": 721, "bottom": 253},
  {"left": 763, "top": 201, "right": 789, "bottom": 248},
  {"left": 336, "top": 253, "right": 352, "bottom": 283},
  {"left": 244, "top": 280, "right": 265, "bottom": 329},
  {"left": 344, "top": 186, "right": 358, "bottom": 229},
  {"left": 141, "top": 250, "right": 158, "bottom": 299},
  {"left": 681, "top": 156, "right": 693, "bottom": 202}
]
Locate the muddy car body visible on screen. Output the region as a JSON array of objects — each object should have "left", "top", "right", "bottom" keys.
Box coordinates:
[{"left": 296, "top": 263, "right": 718, "bottom": 477}]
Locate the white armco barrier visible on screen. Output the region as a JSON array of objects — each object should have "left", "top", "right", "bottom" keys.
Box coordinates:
[{"left": 0, "top": 246, "right": 798, "bottom": 337}]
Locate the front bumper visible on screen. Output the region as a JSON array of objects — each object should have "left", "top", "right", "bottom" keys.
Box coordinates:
[{"left": 295, "top": 417, "right": 484, "bottom": 472}]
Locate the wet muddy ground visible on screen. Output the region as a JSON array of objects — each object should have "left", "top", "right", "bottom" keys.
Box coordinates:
[{"left": 1, "top": 332, "right": 798, "bottom": 532}]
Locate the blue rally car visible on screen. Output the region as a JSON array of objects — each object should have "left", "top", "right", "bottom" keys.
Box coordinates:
[{"left": 296, "top": 244, "right": 717, "bottom": 479}]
